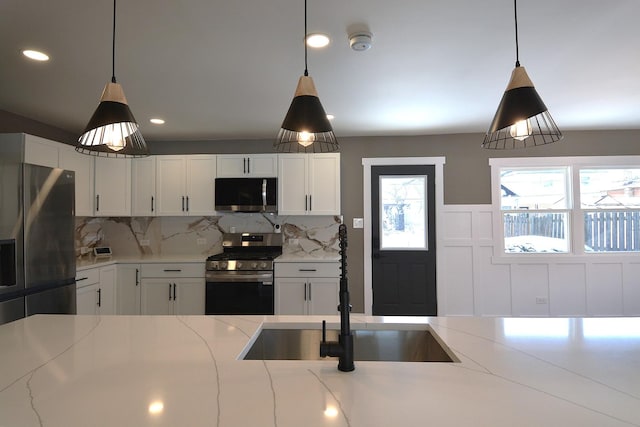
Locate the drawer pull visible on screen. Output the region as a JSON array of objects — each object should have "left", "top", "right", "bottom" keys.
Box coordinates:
[
  {"left": 299, "top": 269, "right": 317, "bottom": 272},
  {"left": 163, "top": 269, "right": 182, "bottom": 272},
  {"left": 76, "top": 277, "right": 89, "bottom": 282}
]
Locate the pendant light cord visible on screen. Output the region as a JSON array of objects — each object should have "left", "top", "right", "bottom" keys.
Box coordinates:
[
  {"left": 303, "top": 0, "right": 308, "bottom": 76},
  {"left": 514, "top": 0, "right": 520, "bottom": 67},
  {"left": 111, "top": 0, "right": 117, "bottom": 83}
]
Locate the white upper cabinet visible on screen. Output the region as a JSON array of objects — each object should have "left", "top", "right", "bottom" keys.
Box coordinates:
[
  {"left": 94, "top": 157, "right": 132, "bottom": 216},
  {"left": 216, "top": 154, "right": 278, "bottom": 177},
  {"left": 131, "top": 156, "right": 157, "bottom": 216},
  {"left": 156, "top": 155, "right": 216, "bottom": 216},
  {"left": 0, "top": 133, "right": 61, "bottom": 168},
  {"left": 23, "top": 134, "right": 60, "bottom": 168},
  {"left": 58, "top": 145, "right": 95, "bottom": 217},
  {"left": 278, "top": 153, "right": 340, "bottom": 215}
]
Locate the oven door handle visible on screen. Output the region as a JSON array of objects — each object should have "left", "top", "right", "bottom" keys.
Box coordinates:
[{"left": 206, "top": 273, "right": 274, "bottom": 284}]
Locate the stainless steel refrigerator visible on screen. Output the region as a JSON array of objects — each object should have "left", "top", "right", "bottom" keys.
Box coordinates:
[{"left": 0, "top": 161, "right": 76, "bottom": 325}]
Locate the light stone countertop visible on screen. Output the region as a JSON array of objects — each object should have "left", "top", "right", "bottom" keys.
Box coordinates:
[
  {"left": 1, "top": 314, "right": 639, "bottom": 427},
  {"left": 76, "top": 255, "right": 207, "bottom": 271}
]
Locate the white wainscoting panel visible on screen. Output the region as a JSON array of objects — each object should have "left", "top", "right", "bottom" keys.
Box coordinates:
[
  {"left": 549, "top": 264, "right": 587, "bottom": 316},
  {"left": 441, "top": 205, "right": 639, "bottom": 317},
  {"left": 511, "top": 264, "right": 550, "bottom": 316},
  {"left": 587, "top": 263, "right": 624, "bottom": 316},
  {"left": 623, "top": 263, "right": 640, "bottom": 315}
]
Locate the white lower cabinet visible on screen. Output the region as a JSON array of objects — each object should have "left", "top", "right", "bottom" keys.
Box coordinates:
[
  {"left": 139, "top": 263, "right": 205, "bottom": 315},
  {"left": 76, "top": 265, "right": 117, "bottom": 315},
  {"left": 275, "top": 262, "right": 339, "bottom": 315},
  {"left": 117, "top": 264, "right": 141, "bottom": 315}
]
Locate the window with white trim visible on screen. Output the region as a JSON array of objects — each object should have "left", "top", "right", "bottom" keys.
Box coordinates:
[{"left": 490, "top": 157, "right": 640, "bottom": 255}]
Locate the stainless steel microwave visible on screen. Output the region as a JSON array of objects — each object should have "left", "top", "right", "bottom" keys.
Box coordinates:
[{"left": 214, "top": 178, "right": 277, "bottom": 213}]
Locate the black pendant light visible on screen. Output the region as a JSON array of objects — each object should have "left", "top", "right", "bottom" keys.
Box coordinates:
[
  {"left": 76, "top": 0, "right": 149, "bottom": 158},
  {"left": 274, "top": 0, "right": 339, "bottom": 153},
  {"left": 482, "top": 0, "right": 562, "bottom": 149}
]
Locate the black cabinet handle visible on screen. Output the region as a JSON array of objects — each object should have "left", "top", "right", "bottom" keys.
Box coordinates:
[
  {"left": 76, "top": 277, "right": 89, "bottom": 282},
  {"left": 135, "top": 268, "right": 139, "bottom": 286},
  {"left": 96, "top": 194, "right": 100, "bottom": 212},
  {"left": 173, "top": 283, "right": 177, "bottom": 300},
  {"left": 305, "top": 195, "right": 308, "bottom": 211},
  {"left": 247, "top": 158, "right": 250, "bottom": 174},
  {"left": 304, "top": 282, "right": 307, "bottom": 301},
  {"left": 299, "top": 269, "right": 317, "bottom": 272},
  {"left": 309, "top": 194, "right": 312, "bottom": 211},
  {"left": 163, "top": 269, "right": 182, "bottom": 272},
  {"left": 151, "top": 196, "right": 154, "bottom": 212},
  {"left": 169, "top": 284, "right": 172, "bottom": 300},
  {"left": 186, "top": 196, "right": 189, "bottom": 212},
  {"left": 182, "top": 196, "right": 185, "bottom": 211},
  {"left": 243, "top": 158, "right": 247, "bottom": 174},
  {"left": 97, "top": 288, "right": 102, "bottom": 307}
]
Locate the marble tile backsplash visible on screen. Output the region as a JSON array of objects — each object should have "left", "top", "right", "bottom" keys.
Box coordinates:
[{"left": 75, "top": 214, "right": 341, "bottom": 259}]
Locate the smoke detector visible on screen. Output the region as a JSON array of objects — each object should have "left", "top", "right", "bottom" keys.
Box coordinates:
[{"left": 349, "top": 32, "right": 372, "bottom": 51}]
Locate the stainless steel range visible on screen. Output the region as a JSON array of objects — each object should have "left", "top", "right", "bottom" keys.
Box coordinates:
[{"left": 205, "top": 233, "right": 282, "bottom": 315}]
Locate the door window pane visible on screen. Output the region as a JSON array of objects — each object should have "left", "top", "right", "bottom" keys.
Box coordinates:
[
  {"left": 379, "top": 176, "right": 427, "bottom": 250},
  {"left": 503, "top": 212, "right": 569, "bottom": 253}
]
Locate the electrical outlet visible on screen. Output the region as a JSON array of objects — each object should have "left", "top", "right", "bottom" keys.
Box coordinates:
[
  {"left": 197, "top": 238, "right": 207, "bottom": 245},
  {"left": 535, "top": 297, "right": 548, "bottom": 304},
  {"left": 353, "top": 218, "right": 364, "bottom": 228},
  {"left": 140, "top": 240, "right": 150, "bottom": 247}
]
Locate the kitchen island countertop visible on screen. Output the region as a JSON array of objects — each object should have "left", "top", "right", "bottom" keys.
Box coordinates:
[{"left": 0, "top": 314, "right": 639, "bottom": 426}]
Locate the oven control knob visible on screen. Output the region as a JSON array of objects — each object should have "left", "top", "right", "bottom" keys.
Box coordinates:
[
  {"left": 237, "top": 262, "right": 243, "bottom": 269},
  {"left": 251, "top": 262, "right": 258, "bottom": 269},
  {"left": 260, "top": 262, "right": 268, "bottom": 269},
  {"left": 221, "top": 261, "right": 228, "bottom": 269},
  {"left": 211, "top": 261, "right": 219, "bottom": 270}
]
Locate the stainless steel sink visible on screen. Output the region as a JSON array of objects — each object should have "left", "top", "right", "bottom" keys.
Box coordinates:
[{"left": 242, "top": 327, "right": 458, "bottom": 362}]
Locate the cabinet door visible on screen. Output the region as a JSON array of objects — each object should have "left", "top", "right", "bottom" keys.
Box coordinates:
[
  {"left": 174, "top": 279, "right": 205, "bottom": 315},
  {"left": 141, "top": 279, "right": 174, "bottom": 315},
  {"left": 132, "top": 157, "right": 156, "bottom": 216},
  {"left": 247, "top": 155, "right": 277, "bottom": 177},
  {"left": 275, "top": 278, "right": 308, "bottom": 315},
  {"left": 76, "top": 283, "right": 100, "bottom": 315},
  {"left": 186, "top": 155, "right": 216, "bottom": 215},
  {"left": 97, "top": 266, "right": 117, "bottom": 315},
  {"left": 156, "top": 156, "right": 186, "bottom": 216},
  {"left": 58, "top": 147, "right": 94, "bottom": 216},
  {"left": 117, "top": 264, "right": 141, "bottom": 315},
  {"left": 309, "top": 154, "right": 340, "bottom": 215},
  {"left": 308, "top": 278, "right": 340, "bottom": 315},
  {"left": 24, "top": 134, "right": 59, "bottom": 168},
  {"left": 216, "top": 155, "right": 247, "bottom": 177},
  {"left": 94, "top": 157, "right": 132, "bottom": 216},
  {"left": 278, "top": 154, "right": 308, "bottom": 215}
]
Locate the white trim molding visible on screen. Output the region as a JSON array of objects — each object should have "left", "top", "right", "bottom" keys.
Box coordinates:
[{"left": 362, "top": 157, "right": 446, "bottom": 315}]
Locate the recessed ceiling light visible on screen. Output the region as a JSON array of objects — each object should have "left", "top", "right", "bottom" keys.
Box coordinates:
[
  {"left": 326, "top": 114, "right": 335, "bottom": 120},
  {"left": 22, "top": 49, "right": 49, "bottom": 61},
  {"left": 306, "top": 33, "right": 330, "bottom": 48},
  {"left": 150, "top": 118, "right": 165, "bottom": 125}
]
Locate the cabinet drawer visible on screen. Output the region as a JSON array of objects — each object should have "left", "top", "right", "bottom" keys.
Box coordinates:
[
  {"left": 274, "top": 262, "right": 339, "bottom": 278},
  {"left": 140, "top": 263, "right": 204, "bottom": 278},
  {"left": 75, "top": 268, "right": 100, "bottom": 288}
]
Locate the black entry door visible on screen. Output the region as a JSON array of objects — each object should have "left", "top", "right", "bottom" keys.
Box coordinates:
[{"left": 371, "top": 165, "right": 436, "bottom": 315}]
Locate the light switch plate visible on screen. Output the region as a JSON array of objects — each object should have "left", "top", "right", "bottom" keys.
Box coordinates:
[{"left": 353, "top": 218, "right": 364, "bottom": 228}]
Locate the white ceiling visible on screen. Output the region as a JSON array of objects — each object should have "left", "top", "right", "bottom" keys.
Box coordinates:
[{"left": 2, "top": 0, "right": 640, "bottom": 142}]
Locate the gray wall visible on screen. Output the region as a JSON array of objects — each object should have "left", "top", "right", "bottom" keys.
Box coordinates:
[{"left": 4, "top": 109, "right": 640, "bottom": 312}]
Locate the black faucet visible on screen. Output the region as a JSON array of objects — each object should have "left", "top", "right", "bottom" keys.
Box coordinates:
[{"left": 319, "top": 223, "right": 355, "bottom": 372}]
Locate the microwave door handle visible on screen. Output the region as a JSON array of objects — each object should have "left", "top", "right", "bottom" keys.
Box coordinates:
[{"left": 262, "top": 179, "right": 267, "bottom": 209}]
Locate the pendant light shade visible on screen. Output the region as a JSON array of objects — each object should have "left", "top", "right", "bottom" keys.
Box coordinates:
[
  {"left": 274, "top": 0, "right": 338, "bottom": 153},
  {"left": 482, "top": 0, "right": 562, "bottom": 149},
  {"left": 76, "top": 0, "right": 149, "bottom": 158}
]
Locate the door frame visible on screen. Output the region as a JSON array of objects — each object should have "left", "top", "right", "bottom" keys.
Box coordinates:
[{"left": 362, "top": 157, "right": 446, "bottom": 315}]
